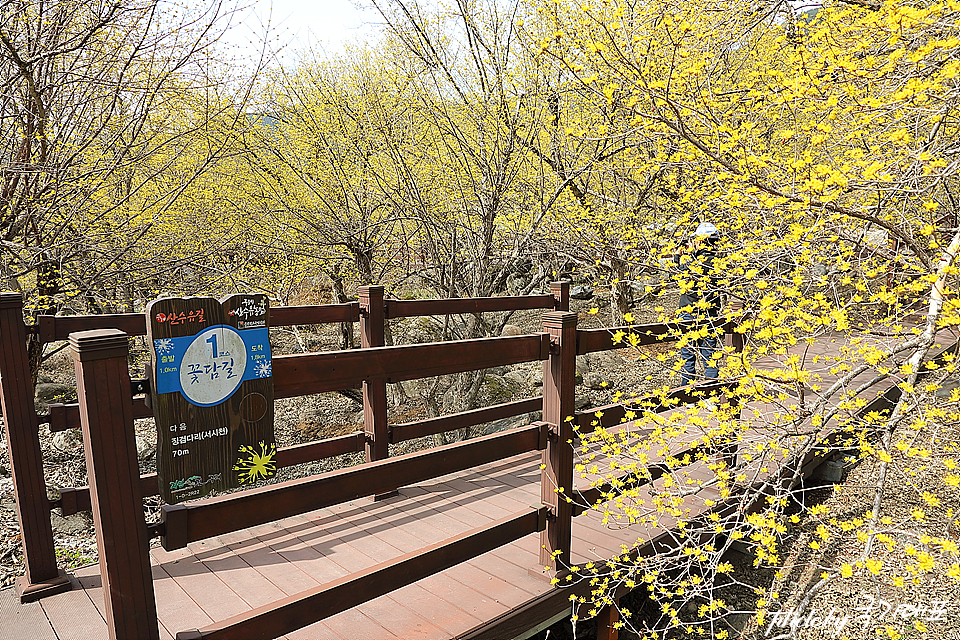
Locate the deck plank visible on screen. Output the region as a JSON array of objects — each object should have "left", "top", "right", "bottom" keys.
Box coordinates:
[
  {"left": 191, "top": 540, "right": 288, "bottom": 608},
  {"left": 354, "top": 593, "right": 450, "bottom": 640},
  {"left": 154, "top": 546, "right": 252, "bottom": 623},
  {"left": 288, "top": 510, "right": 487, "bottom": 637},
  {"left": 37, "top": 575, "right": 108, "bottom": 640},
  {"left": 0, "top": 586, "right": 57, "bottom": 640},
  {"left": 151, "top": 563, "right": 214, "bottom": 637},
  {"left": 287, "top": 607, "right": 386, "bottom": 640},
  {"left": 219, "top": 525, "right": 323, "bottom": 596}
]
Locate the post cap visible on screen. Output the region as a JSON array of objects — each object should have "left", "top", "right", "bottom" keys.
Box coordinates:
[
  {"left": 542, "top": 311, "right": 578, "bottom": 329},
  {"left": 0, "top": 292, "right": 24, "bottom": 309},
  {"left": 69, "top": 329, "right": 129, "bottom": 362}
]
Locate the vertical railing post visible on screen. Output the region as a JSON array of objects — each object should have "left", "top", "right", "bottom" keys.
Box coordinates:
[
  {"left": 70, "top": 329, "right": 159, "bottom": 640},
  {"left": 540, "top": 311, "right": 577, "bottom": 572},
  {"left": 550, "top": 281, "right": 570, "bottom": 312},
  {"left": 359, "top": 286, "right": 388, "bottom": 464},
  {"left": 596, "top": 601, "right": 620, "bottom": 640},
  {"left": 0, "top": 292, "right": 70, "bottom": 601}
]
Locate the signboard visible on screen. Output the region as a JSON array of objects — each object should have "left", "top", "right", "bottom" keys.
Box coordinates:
[{"left": 146, "top": 294, "right": 276, "bottom": 504}]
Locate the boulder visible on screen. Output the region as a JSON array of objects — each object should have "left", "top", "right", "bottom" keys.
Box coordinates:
[
  {"left": 299, "top": 406, "right": 326, "bottom": 425},
  {"left": 52, "top": 429, "right": 83, "bottom": 454},
  {"left": 584, "top": 372, "right": 609, "bottom": 390},
  {"left": 575, "top": 356, "right": 590, "bottom": 376},
  {"left": 504, "top": 370, "right": 529, "bottom": 388},
  {"left": 528, "top": 367, "right": 543, "bottom": 388},
  {"left": 500, "top": 324, "right": 522, "bottom": 337},
  {"left": 50, "top": 510, "right": 92, "bottom": 537},
  {"left": 505, "top": 274, "right": 527, "bottom": 294},
  {"left": 569, "top": 285, "right": 594, "bottom": 300},
  {"left": 481, "top": 412, "right": 539, "bottom": 436},
  {"left": 864, "top": 228, "right": 889, "bottom": 247},
  {"left": 483, "top": 375, "right": 518, "bottom": 403},
  {"left": 585, "top": 350, "right": 624, "bottom": 370},
  {"left": 935, "top": 378, "right": 960, "bottom": 400},
  {"left": 402, "top": 316, "right": 445, "bottom": 344}
]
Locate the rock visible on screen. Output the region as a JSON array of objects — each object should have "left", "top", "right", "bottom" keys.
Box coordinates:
[
  {"left": 0, "top": 463, "right": 8, "bottom": 477},
  {"left": 35, "top": 382, "right": 77, "bottom": 411},
  {"left": 864, "top": 228, "right": 889, "bottom": 247},
  {"left": 631, "top": 278, "right": 664, "bottom": 297},
  {"left": 529, "top": 367, "right": 543, "bottom": 388},
  {"left": 500, "top": 324, "right": 522, "bottom": 337},
  {"left": 575, "top": 394, "right": 591, "bottom": 410},
  {"left": 136, "top": 435, "right": 156, "bottom": 460},
  {"left": 575, "top": 356, "right": 590, "bottom": 376},
  {"left": 505, "top": 274, "right": 527, "bottom": 294},
  {"left": 569, "top": 285, "right": 594, "bottom": 300},
  {"left": 504, "top": 370, "right": 528, "bottom": 388},
  {"left": 402, "top": 317, "right": 445, "bottom": 344},
  {"left": 299, "top": 406, "right": 326, "bottom": 424},
  {"left": 585, "top": 350, "right": 624, "bottom": 370},
  {"left": 935, "top": 378, "right": 960, "bottom": 400},
  {"left": 481, "top": 413, "right": 537, "bottom": 436},
  {"left": 52, "top": 429, "right": 83, "bottom": 454},
  {"left": 50, "top": 510, "right": 92, "bottom": 537},
  {"left": 584, "top": 372, "right": 609, "bottom": 390},
  {"left": 484, "top": 375, "right": 518, "bottom": 403}
]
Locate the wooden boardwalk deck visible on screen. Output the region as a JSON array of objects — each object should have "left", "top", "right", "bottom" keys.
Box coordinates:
[{"left": 1, "top": 442, "right": 714, "bottom": 640}]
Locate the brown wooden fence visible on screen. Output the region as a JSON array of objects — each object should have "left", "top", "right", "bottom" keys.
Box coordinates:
[
  {"left": 1, "top": 283, "right": 744, "bottom": 640},
  {"left": 0, "top": 285, "right": 568, "bottom": 602}
]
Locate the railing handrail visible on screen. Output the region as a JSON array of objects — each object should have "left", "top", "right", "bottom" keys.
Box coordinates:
[
  {"left": 272, "top": 333, "right": 550, "bottom": 396},
  {"left": 33, "top": 290, "right": 565, "bottom": 344}
]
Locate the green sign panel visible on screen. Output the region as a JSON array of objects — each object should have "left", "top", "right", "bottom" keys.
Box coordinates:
[{"left": 146, "top": 294, "right": 276, "bottom": 504}]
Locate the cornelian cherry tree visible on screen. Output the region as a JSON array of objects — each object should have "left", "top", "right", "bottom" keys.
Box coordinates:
[{"left": 520, "top": 0, "right": 960, "bottom": 637}]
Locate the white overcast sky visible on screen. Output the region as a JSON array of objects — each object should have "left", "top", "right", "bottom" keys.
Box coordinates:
[{"left": 223, "top": 0, "right": 384, "bottom": 58}]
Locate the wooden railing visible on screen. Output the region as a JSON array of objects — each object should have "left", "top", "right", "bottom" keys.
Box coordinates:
[
  {"left": 0, "top": 284, "right": 568, "bottom": 602},
  {"left": 1, "top": 282, "right": 746, "bottom": 640}
]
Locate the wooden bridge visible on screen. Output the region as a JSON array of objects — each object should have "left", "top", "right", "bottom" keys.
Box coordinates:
[{"left": 0, "top": 285, "right": 924, "bottom": 640}]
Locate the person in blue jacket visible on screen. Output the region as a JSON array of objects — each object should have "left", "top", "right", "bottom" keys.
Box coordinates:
[{"left": 675, "top": 222, "right": 723, "bottom": 386}]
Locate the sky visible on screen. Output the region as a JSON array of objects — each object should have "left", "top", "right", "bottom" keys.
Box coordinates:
[{"left": 224, "top": 0, "right": 383, "bottom": 59}]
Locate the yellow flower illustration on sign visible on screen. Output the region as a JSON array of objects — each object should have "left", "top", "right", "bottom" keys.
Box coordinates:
[{"left": 233, "top": 441, "right": 277, "bottom": 484}]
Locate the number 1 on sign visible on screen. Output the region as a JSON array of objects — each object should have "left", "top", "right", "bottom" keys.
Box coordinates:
[{"left": 207, "top": 333, "right": 218, "bottom": 359}]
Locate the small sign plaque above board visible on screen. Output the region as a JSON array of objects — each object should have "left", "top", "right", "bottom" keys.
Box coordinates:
[{"left": 146, "top": 294, "right": 276, "bottom": 504}]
